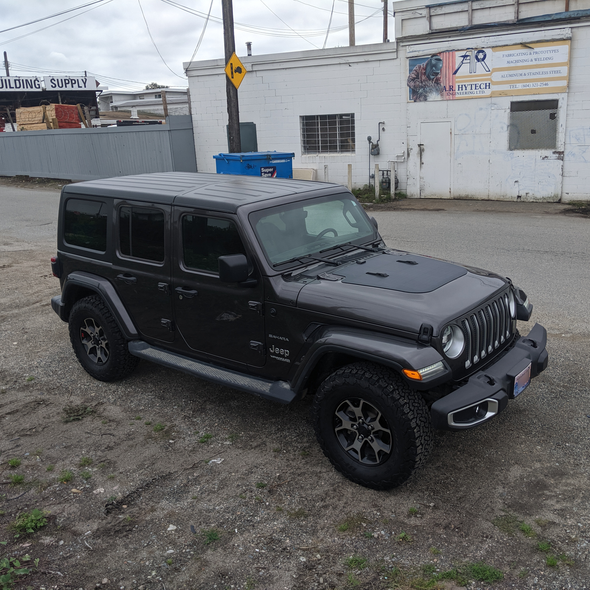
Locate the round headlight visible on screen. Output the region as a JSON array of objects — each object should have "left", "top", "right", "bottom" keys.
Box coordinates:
[
  {"left": 508, "top": 290, "right": 516, "bottom": 318},
  {"left": 441, "top": 325, "right": 465, "bottom": 359}
]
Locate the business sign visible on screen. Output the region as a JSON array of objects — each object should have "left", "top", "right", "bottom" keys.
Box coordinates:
[
  {"left": 407, "top": 40, "right": 570, "bottom": 102},
  {"left": 0, "top": 77, "right": 43, "bottom": 91},
  {"left": 0, "top": 75, "right": 96, "bottom": 92}
]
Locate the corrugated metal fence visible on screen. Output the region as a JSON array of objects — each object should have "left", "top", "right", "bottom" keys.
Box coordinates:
[{"left": 0, "top": 115, "right": 197, "bottom": 180}]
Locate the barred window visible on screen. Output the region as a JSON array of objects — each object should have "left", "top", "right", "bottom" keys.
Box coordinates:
[
  {"left": 300, "top": 114, "right": 355, "bottom": 154},
  {"left": 509, "top": 100, "right": 558, "bottom": 150}
]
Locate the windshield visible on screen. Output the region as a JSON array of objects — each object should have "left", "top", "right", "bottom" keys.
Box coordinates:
[{"left": 250, "top": 193, "right": 377, "bottom": 266}]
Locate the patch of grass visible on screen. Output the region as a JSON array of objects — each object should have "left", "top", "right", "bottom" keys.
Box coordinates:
[
  {"left": 275, "top": 506, "right": 283, "bottom": 512},
  {"left": 466, "top": 563, "right": 503, "bottom": 582},
  {"left": 255, "top": 482, "right": 267, "bottom": 489},
  {"left": 46, "top": 465, "right": 54, "bottom": 472},
  {"left": 166, "top": 558, "right": 173, "bottom": 566},
  {"left": 397, "top": 531, "right": 412, "bottom": 543},
  {"left": 346, "top": 572, "right": 360, "bottom": 587},
  {"left": 12, "top": 509, "right": 48, "bottom": 534},
  {"left": 79, "top": 456, "right": 92, "bottom": 467},
  {"left": 144, "top": 421, "right": 152, "bottom": 425},
  {"left": 546, "top": 555, "right": 558, "bottom": 567},
  {"left": 63, "top": 404, "right": 94, "bottom": 422},
  {"left": 8, "top": 458, "right": 21, "bottom": 468},
  {"left": 10, "top": 474, "right": 24, "bottom": 485},
  {"left": 558, "top": 554, "right": 574, "bottom": 566},
  {"left": 80, "top": 471, "right": 92, "bottom": 480},
  {"left": 227, "top": 433, "right": 240, "bottom": 443},
  {"left": 345, "top": 555, "right": 368, "bottom": 570},
  {"left": 429, "top": 547, "right": 441, "bottom": 555},
  {"left": 363, "top": 531, "right": 373, "bottom": 538},
  {"left": 287, "top": 508, "right": 307, "bottom": 519},
  {"left": 408, "top": 506, "right": 419, "bottom": 516},
  {"left": 519, "top": 522, "right": 536, "bottom": 538},
  {"left": 337, "top": 513, "right": 368, "bottom": 533},
  {"left": 59, "top": 470, "right": 73, "bottom": 483},
  {"left": 492, "top": 513, "right": 521, "bottom": 535},
  {"left": 199, "top": 433, "right": 213, "bottom": 443},
  {"left": 26, "top": 376, "right": 35, "bottom": 382},
  {"left": 535, "top": 518, "right": 549, "bottom": 527},
  {"left": 202, "top": 528, "right": 220, "bottom": 545},
  {"left": 245, "top": 578, "right": 255, "bottom": 590},
  {"left": 272, "top": 447, "right": 281, "bottom": 453},
  {"left": 300, "top": 450, "right": 310, "bottom": 457},
  {"left": 134, "top": 416, "right": 142, "bottom": 420},
  {"left": 152, "top": 423, "right": 166, "bottom": 433},
  {"left": 519, "top": 569, "right": 529, "bottom": 578},
  {"left": 414, "top": 562, "right": 503, "bottom": 588},
  {"left": 537, "top": 541, "right": 551, "bottom": 553},
  {"left": 97, "top": 462, "right": 106, "bottom": 469}
]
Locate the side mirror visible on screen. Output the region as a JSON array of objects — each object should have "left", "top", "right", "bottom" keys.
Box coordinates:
[{"left": 219, "top": 254, "right": 252, "bottom": 284}]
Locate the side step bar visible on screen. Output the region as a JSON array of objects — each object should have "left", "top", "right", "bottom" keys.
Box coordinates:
[{"left": 128, "top": 341, "right": 296, "bottom": 404}]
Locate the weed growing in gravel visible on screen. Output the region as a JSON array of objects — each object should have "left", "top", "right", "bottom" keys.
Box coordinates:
[
  {"left": 345, "top": 556, "right": 368, "bottom": 570},
  {"left": 63, "top": 404, "right": 94, "bottom": 422},
  {"left": 80, "top": 471, "right": 92, "bottom": 481},
  {"left": 59, "top": 470, "right": 73, "bottom": 483},
  {"left": 537, "top": 541, "right": 551, "bottom": 553},
  {"left": 546, "top": 555, "right": 558, "bottom": 567},
  {"left": 429, "top": 547, "right": 441, "bottom": 555},
  {"left": 144, "top": 421, "right": 152, "bottom": 425},
  {"left": 255, "top": 482, "right": 267, "bottom": 489},
  {"left": 0, "top": 552, "right": 38, "bottom": 588},
  {"left": 8, "top": 458, "right": 21, "bottom": 468},
  {"left": 202, "top": 529, "right": 220, "bottom": 545},
  {"left": 9, "top": 474, "right": 24, "bottom": 485},
  {"left": 134, "top": 416, "right": 142, "bottom": 420},
  {"left": 153, "top": 423, "right": 166, "bottom": 432},
  {"left": 11, "top": 509, "right": 48, "bottom": 535},
  {"left": 227, "top": 433, "right": 240, "bottom": 443},
  {"left": 397, "top": 531, "right": 412, "bottom": 543},
  {"left": 492, "top": 513, "right": 521, "bottom": 535},
  {"left": 166, "top": 558, "right": 173, "bottom": 566},
  {"left": 26, "top": 376, "right": 35, "bottom": 382},
  {"left": 46, "top": 465, "right": 54, "bottom": 472},
  {"left": 346, "top": 572, "right": 360, "bottom": 586},
  {"left": 412, "top": 562, "right": 503, "bottom": 587},
  {"left": 79, "top": 456, "right": 93, "bottom": 467},
  {"left": 199, "top": 433, "right": 213, "bottom": 443},
  {"left": 519, "top": 522, "right": 535, "bottom": 537},
  {"left": 408, "top": 506, "right": 419, "bottom": 516},
  {"left": 337, "top": 514, "right": 368, "bottom": 533}
]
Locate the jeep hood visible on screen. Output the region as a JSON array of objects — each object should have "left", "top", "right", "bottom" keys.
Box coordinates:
[{"left": 295, "top": 251, "right": 507, "bottom": 335}]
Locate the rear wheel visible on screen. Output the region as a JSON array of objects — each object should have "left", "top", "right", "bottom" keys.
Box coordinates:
[
  {"left": 313, "top": 362, "right": 433, "bottom": 490},
  {"left": 69, "top": 295, "right": 139, "bottom": 382}
]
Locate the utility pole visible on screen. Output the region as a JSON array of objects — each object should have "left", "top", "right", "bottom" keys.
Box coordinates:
[
  {"left": 3, "top": 52, "right": 9, "bottom": 76},
  {"left": 221, "top": 0, "right": 241, "bottom": 153},
  {"left": 382, "top": 0, "right": 388, "bottom": 43},
  {"left": 348, "top": 0, "right": 355, "bottom": 47}
]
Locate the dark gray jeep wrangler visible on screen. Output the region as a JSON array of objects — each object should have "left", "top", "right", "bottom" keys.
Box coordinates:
[{"left": 51, "top": 172, "right": 548, "bottom": 489}]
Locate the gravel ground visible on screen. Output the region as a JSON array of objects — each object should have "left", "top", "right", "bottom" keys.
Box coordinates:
[{"left": 0, "top": 182, "right": 589, "bottom": 590}]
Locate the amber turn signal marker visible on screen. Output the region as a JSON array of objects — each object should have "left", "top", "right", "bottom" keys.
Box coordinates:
[{"left": 402, "top": 369, "right": 422, "bottom": 381}]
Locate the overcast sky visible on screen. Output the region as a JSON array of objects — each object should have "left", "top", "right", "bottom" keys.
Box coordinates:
[{"left": 1, "top": 0, "right": 396, "bottom": 91}]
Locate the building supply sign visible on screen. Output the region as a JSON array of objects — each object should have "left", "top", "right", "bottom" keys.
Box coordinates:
[
  {"left": 407, "top": 40, "right": 570, "bottom": 102},
  {"left": 0, "top": 76, "right": 96, "bottom": 92}
]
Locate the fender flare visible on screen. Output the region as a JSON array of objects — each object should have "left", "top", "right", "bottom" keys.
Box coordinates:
[
  {"left": 290, "top": 326, "right": 449, "bottom": 393},
  {"left": 56, "top": 271, "right": 138, "bottom": 340}
]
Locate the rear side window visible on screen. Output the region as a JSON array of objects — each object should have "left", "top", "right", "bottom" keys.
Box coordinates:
[
  {"left": 64, "top": 198, "right": 107, "bottom": 252},
  {"left": 182, "top": 215, "right": 246, "bottom": 273},
  {"left": 119, "top": 206, "right": 165, "bottom": 262}
]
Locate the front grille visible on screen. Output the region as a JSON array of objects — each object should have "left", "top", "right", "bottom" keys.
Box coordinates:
[{"left": 461, "top": 292, "right": 513, "bottom": 370}]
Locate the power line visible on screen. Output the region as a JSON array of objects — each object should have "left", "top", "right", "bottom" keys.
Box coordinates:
[
  {"left": 185, "top": 0, "right": 215, "bottom": 70},
  {"left": 259, "top": 0, "right": 319, "bottom": 49},
  {"left": 323, "top": 0, "right": 336, "bottom": 49},
  {"left": 137, "top": 0, "right": 186, "bottom": 80},
  {"left": 0, "top": 0, "right": 108, "bottom": 35},
  {"left": 0, "top": 0, "right": 113, "bottom": 46}
]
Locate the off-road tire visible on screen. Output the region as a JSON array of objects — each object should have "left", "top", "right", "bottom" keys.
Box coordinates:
[
  {"left": 69, "top": 295, "right": 139, "bottom": 382},
  {"left": 313, "top": 362, "right": 433, "bottom": 490}
]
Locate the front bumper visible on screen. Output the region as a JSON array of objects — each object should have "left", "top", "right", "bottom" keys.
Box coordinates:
[{"left": 431, "top": 323, "right": 548, "bottom": 430}]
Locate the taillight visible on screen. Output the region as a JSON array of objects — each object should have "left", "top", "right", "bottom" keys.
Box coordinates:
[{"left": 51, "top": 255, "right": 61, "bottom": 278}]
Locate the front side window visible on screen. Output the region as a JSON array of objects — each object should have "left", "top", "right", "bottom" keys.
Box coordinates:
[
  {"left": 182, "top": 215, "right": 246, "bottom": 273},
  {"left": 301, "top": 114, "right": 355, "bottom": 154},
  {"left": 119, "top": 206, "right": 165, "bottom": 262},
  {"left": 64, "top": 198, "right": 107, "bottom": 252},
  {"left": 250, "top": 194, "right": 376, "bottom": 266}
]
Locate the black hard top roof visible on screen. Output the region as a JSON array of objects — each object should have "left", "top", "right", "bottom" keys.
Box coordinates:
[{"left": 63, "top": 172, "right": 343, "bottom": 212}]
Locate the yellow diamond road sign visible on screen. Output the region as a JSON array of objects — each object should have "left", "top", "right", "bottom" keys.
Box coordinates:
[{"left": 225, "top": 52, "right": 247, "bottom": 89}]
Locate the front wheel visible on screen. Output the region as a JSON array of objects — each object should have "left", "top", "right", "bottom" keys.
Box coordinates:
[
  {"left": 313, "top": 362, "right": 433, "bottom": 490},
  {"left": 69, "top": 295, "right": 139, "bottom": 382}
]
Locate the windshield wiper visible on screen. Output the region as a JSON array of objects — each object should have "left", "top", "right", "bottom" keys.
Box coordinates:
[
  {"left": 273, "top": 254, "right": 341, "bottom": 268},
  {"left": 320, "top": 240, "right": 383, "bottom": 255}
]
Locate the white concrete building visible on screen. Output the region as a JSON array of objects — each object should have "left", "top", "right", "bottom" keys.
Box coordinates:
[{"left": 186, "top": 0, "right": 590, "bottom": 202}]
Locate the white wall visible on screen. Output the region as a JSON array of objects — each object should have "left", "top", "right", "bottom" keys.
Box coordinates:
[{"left": 186, "top": 44, "right": 407, "bottom": 190}]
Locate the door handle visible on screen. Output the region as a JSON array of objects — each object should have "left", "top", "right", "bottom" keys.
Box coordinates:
[
  {"left": 116, "top": 273, "right": 137, "bottom": 285},
  {"left": 175, "top": 286, "right": 198, "bottom": 299}
]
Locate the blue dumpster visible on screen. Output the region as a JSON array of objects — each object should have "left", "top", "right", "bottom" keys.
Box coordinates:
[{"left": 214, "top": 151, "right": 295, "bottom": 178}]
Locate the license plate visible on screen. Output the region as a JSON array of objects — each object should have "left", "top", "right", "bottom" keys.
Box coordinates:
[{"left": 513, "top": 363, "right": 532, "bottom": 397}]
